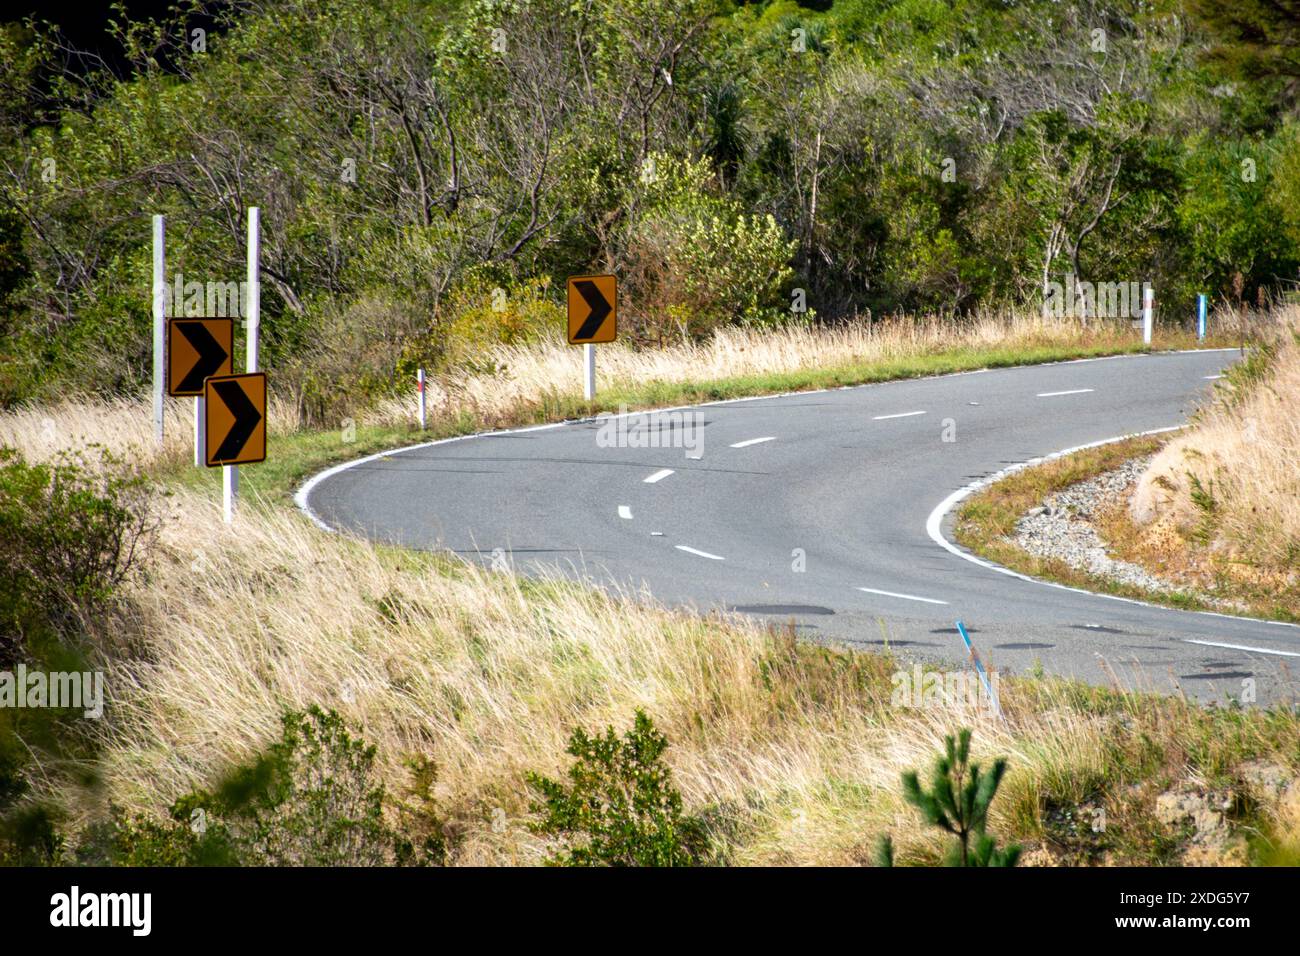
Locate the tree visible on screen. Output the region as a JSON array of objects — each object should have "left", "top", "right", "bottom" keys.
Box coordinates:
[
  {"left": 876, "top": 727, "right": 1021, "bottom": 867},
  {"left": 1193, "top": 0, "right": 1300, "bottom": 82}
]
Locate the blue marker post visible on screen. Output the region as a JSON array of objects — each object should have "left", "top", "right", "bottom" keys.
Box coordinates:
[
  {"left": 955, "top": 620, "right": 1001, "bottom": 718},
  {"left": 1197, "top": 294, "right": 1207, "bottom": 342}
]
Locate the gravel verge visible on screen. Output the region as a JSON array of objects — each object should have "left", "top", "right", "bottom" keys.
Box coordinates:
[{"left": 1011, "top": 455, "right": 1177, "bottom": 593}]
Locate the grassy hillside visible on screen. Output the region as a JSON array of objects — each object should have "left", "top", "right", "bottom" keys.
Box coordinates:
[
  {"left": 2, "top": 317, "right": 1298, "bottom": 866},
  {"left": 1128, "top": 315, "right": 1300, "bottom": 616}
]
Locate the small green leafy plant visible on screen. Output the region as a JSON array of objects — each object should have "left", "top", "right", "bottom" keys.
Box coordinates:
[
  {"left": 80, "top": 706, "right": 445, "bottom": 866},
  {"left": 527, "top": 710, "right": 708, "bottom": 866},
  {"left": 876, "top": 727, "right": 1021, "bottom": 867}
]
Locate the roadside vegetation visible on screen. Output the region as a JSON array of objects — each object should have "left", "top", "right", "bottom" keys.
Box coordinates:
[
  {"left": 0, "top": 309, "right": 1248, "bottom": 508},
  {"left": 5, "top": 0, "right": 1300, "bottom": 868},
  {"left": 2, "top": 376, "right": 1299, "bottom": 867},
  {"left": 5, "top": 0, "right": 1300, "bottom": 422},
  {"left": 1128, "top": 319, "right": 1300, "bottom": 620},
  {"left": 954, "top": 307, "right": 1300, "bottom": 624}
]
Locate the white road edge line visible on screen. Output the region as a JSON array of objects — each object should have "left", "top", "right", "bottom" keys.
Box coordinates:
[
  {"left": 924, "top": 427, "right": 1300, "bottom": 630},
  {"left": 873, "top": 410, "right": 926, "bottom": 420},
  {"left": 1037, "top": 388, "right": 1094, "bottom": 397},
  {"left": 297, "top": 349, "right": 1244, "bottom": 532},
  {"left": 643, "top": 469, "right": 674, "bottom": 483},
  {"left": 618, "top": 505, "right": 633, "bottom": 520},
  {"left": 856, "top": 586, "right": 949, "bottom": 605},
  {"left": 1203, "top": 375, "right": 1224, "bottom": 380},
  {"left": 1183, "top": 639, "right": 1300, "bottom": 658},
  {"left": 675, "top": 545, "right": 725, "bottom": 561},
  {"left": 730, "top": 436, "right": 776, "bottom": 448}
]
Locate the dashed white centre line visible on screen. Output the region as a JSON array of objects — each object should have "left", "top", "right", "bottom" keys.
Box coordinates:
[
  {"left": 618, "top": 505, "right": 633, "bottom": 520},
  {"left": 873, "top": 410, "right": 927, "bottom": 420},
  {"left": 643, "top": 469, "right": 674, "bottom": 483},
  {"left": 730, "top": 436, "right": 776, "bottom": 448},
  {"left": 1037, "top": 388, "right": 1094, "bottom": 397},
  {"left": 856, "top": 586, "right": 949, "bottom": 606},
  {"left": 675, "top": 545, "right": 725, "bottom": 561},
  {"left": 1183, "top": 639, "right": 1300, "bottom": 658}
]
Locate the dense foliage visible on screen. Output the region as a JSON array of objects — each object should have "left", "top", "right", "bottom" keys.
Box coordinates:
[
  {"left": 73, "top": 706, "right": 447, "bottom": 866},
  {"left": 2, "top": 0, "right": 1299, "bottom": 417},
  {"left": 527, "top": 709, "right": 709, "bottom": 866},
  {"left": 0, "top": 445, "right": 154, "bottom": 664},
  {"left": 0, "top": 445, "right": 154, "bottom": 865}
]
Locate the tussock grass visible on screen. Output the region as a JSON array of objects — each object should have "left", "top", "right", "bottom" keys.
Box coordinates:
[
  {"left": 5, "top": 311, "right": 1232, "bottom": 481},
  {"left": 0, "top": 394, "right": 302, "bottom": 472},
  {"left": 1131, "top": 311, "right": 1300, "bottom": 615},
  {"left": 5, "top": 310, "right": 1297, "bottom": 866},
  {"left": 44, "top": 488, "right": 1294, "bottom": 866},
  {"left": 364, "top": 310, "right": 1210, "bottom": 429}
]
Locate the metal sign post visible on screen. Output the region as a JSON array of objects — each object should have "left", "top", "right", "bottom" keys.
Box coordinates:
[
  {"left": 152, "top": 215, "right": 166, "bottom": 446},
  {"left": 417, "top": 368, "right": 427, "bottom": 429},
  {"left": 225, "top": 206, "right": 261, "bottom": 524},
  {"left": 567, "top": 274, "right": 616, "bottom": 402}
]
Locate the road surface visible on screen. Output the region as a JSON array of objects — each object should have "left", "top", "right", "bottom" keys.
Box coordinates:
[{"left": 300, "top": 350, "right": 1300, "bottom": 705}]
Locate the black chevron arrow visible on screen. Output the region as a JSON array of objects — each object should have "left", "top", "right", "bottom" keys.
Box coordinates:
[
  {"left": 211, "top": 379, "right": 262, "bottom": 462},
  {"left": 177, "top": 321, "right": 230, "bottom": 393},
  {"left": 573, "top": 280, "right": 612, "bottom": 340}
]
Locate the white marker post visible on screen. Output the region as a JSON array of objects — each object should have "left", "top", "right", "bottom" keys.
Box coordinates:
[
  {"left": 194, "top": 396, "right": 205, "bottom": 467},
  {"left": 225, "top": 207, "right": 260, "bottom": 524},
  {"left": 152, "top": 215, "right": 166, "bottom": 447},
  {"left": 417, "top": 368, "right": 427, "bottom": 430},
  {"left": 583, "top": 343, "right": 596, "bottom": 401},
  {"left": 1142, "top": 285, "right": 1154, "bottom": 346},
  {"left": 1197, "top": 293, "right": 1207, "bottom": 341}
]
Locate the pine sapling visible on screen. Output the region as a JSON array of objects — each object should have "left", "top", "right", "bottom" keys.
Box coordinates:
[{"left": 877, "top": 727, "right": 1021, "bottom": 867}]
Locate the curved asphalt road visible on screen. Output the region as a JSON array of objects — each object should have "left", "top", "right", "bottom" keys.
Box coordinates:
[{"left": 301, "top": 350, "right": 1300, "bottom": 705}]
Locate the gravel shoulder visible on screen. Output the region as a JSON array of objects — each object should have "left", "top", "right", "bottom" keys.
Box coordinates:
[{"left": 1009, "top": 456, "right": 1185, "bottom": 592}]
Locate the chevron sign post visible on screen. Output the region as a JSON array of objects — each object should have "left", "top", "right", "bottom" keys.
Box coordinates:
[
  {"left": 204, "top": 372, "right": 266, "bottom": 467},
  {"left": 567, "top": 273, "right": 616, "bottom": 401},
  {"left": 167, "top": 317, "right": 235, "bottom": 466}
]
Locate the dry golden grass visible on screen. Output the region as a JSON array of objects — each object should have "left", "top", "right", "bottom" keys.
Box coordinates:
[
  {"left": 77, "top": 486, "right": 1142, "bottom": 865},
  {"left": 362, "top": 310, "right": 1155, "bottom": 428},
  {"left": 0, "top": 394, "right": 301, "bottom": 470},
  {"left": 5, "top": 310, "right": 1296, "bottom": 866},
  {"left": 4, "top": 310, "right": 1224, "bottom": 472},
  {"left": 1132, "top": 310, "right": 1300, "bottom": 604},
  {"left": 30, "top": 485, "right": 1279, "bottom": 866}
]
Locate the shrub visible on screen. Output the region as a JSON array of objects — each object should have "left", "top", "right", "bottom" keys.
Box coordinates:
[
  {"left": 0, "top": 445, "right": 154, "bottom": 664},
  {"left": 0, "top": 738, "right": 59, "bottom": 866},
  {"left": 876, "top": 727, "right": 1021, "bottom": 867},
  {"left": 79, "top": 706, "right": 446, "bottom": 866},
  {"left": 624, "top": 153, "right": 795, "bottom": 343},
  {"left": 283, "top": 293, "right": 433, "bottom": 427},
  {"left": 416, "top": 273, "right": 562, "bottom": 377},
  {"left": 527, "top": 710, "right": 709, "bottom": 866}
]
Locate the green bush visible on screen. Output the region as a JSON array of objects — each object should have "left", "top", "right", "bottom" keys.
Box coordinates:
[
  {"left": 876, "top": 727, "right": 1021, "bottom": 867},
  {"left": 415, "top": 272, "right": 562, "bottom": 377},
  {"left": 0, "top": 445, "right": 154, "bottom": 664},
  {"left": 625, "top": 153, "right": 796, "bottom": 342},
  {"left": 79, "top": 706, "right": 446, "bottom": 866},
  {"left": 527, "top": 709, "right": 709, "bottom": 866}
]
